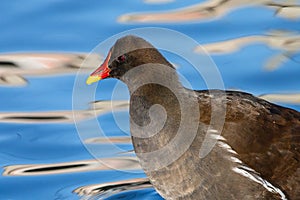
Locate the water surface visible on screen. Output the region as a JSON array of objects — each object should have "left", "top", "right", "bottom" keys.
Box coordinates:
[{"left": 0, "top": 1, "right": 299, "bottom": 199}]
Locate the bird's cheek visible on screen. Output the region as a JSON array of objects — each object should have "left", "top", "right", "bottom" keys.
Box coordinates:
[{"left": 106, "top": 68, "right": 115, "bottom": 77}]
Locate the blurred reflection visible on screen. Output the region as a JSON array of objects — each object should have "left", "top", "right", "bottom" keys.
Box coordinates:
[
  {"left": 197, "top": 30, "right": 300, "bottom": 70},
  {"left": 268, "top": 1, "right": 300, "bottom": 19},
  {"left": 74, "top": 178, "right": 151, "bottom": 198},
  {"left": 260, "top": 93, "right": 300, "bottom": 104},
  {"left": 119, "top": 0, "right": 300, "bottom": 23},
  {"left": 144, "top": 0, "right": 174, "bottom": 4},
  {"left": 0, "top": 52, "right": 102, "bottom": 86},
  {"left": 85, "top": 136, "right": 131, "bottom": 144},
  {"left": 0, "top": 100, "right": 129, "bottom": 123},
  {"left": 3, "top": 157, "right": 141, "bottom": 176}
]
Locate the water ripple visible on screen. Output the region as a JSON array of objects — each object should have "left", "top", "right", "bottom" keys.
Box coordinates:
[
  {"left": 118, "top": 0, "right": 300, "bottom": 23},
  {"left": 74, "top": 178, "right": 151, "bottom": 199},
  {"left": 0, "top": 100, "right": 129, "bottom": 124},
  {"left": 0, "top": 52, "right": 102, "bottom": 86},
  {"left": 3, "top": 157, "right": 141, "bottom": 176}
]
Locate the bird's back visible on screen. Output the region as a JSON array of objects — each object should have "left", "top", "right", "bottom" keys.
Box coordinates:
[{"left": 197, "top": 90, "right": 300, "bottom": 199}]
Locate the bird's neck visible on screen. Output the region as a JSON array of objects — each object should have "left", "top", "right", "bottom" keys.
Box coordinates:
[
  {"left": 121, "top": 63, "right": 183, "bottom": 96},
  {"left": 124, "top": 64, "right": 201, "bottom": 167}
]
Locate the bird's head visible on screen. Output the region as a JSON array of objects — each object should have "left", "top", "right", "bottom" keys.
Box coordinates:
[{"left": 86, "top": 35, "right": 172, "bottom": 85}]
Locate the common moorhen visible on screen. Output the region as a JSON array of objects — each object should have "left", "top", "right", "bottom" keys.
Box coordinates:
[{"left": 86, "top": 36, "right": 300, "bottom": 200}]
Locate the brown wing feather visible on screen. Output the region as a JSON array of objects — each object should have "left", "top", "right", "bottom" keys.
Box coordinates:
[{"left": 198, "top": 90, "right": 300, "bottom": 199}]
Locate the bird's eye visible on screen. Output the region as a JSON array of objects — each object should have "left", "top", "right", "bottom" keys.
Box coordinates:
[{"left": 117, "top": 55, "right": 126, "bottom": 63}]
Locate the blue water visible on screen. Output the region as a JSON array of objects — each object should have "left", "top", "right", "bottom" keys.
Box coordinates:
[{"left": 1, "top": 1, "right": 300, "bottom": 199}]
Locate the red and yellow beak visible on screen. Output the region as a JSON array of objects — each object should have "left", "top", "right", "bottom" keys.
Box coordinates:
[{"left": 86, "top": 51, "right": 111, "bottom": 85}]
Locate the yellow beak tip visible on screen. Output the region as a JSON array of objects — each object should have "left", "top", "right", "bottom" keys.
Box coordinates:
[{"left": 86, "top": 76, "right": 101, "bottom": 85}]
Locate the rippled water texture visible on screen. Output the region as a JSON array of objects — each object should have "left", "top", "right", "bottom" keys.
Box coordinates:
[{"left": 0, "top": 0, "right": 300, "bottom": 199}]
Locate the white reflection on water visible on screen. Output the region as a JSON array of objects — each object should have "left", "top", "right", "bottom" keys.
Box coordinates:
[
  {"left": 0, "top": 100, "right": 129, "bottom": 123},
  {"left": 143, "top": 0, "right": 174, "bottom": 4},
  {"left": 0, "top": 52, "right": 102, "bottom": 86},
  {"left": 85, "top": 136, "right": 131, "bottom": 144},
  {"left": 196, "top": 30, "right": 300, "bottom": 71},
  {"left": 118, "top": 0, "right": 300, "bottom": 23},
  {"left": 3, "top": 157, "right": 141, "bottom": 176},
  {"left": 260, "top": 93, "right": 300, "bottom": 104},
  {"left": 74, "top": 178, "right": 151, "bottom": 198}
]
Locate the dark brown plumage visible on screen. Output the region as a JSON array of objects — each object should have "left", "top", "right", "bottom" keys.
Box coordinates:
[{"left": 87, "top": 35, "right": 300, "bottom": 200}]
